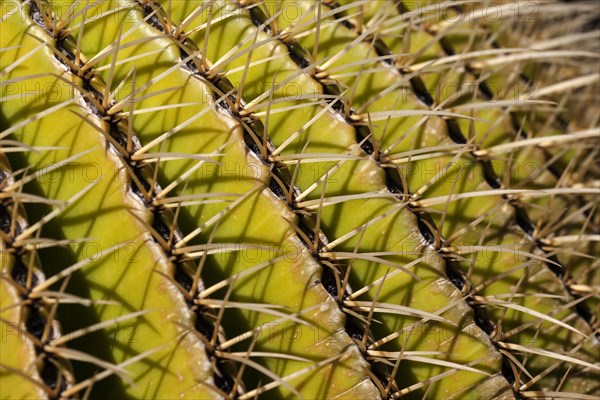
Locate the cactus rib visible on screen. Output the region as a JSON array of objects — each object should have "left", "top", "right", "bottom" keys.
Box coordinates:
[
  {"left": 26, "top": 0, "right": 242, "bottom": 392},
  {"left": 1, "top": 1, "right": 222, "bottom": 396},
  {"left": 161, "top": 0, "right": 520, "bottom": 396},
  {"left": 236, "top": 0, "right": 523, "bottom": 396},
  {"left": 139, "top": 0, "right": 386, "bottom": 392},
  {"left": 41, "top": 0, "right": 380, "bottom": 397},
  {"left": 140, "top": 0, "right": 412, "bottom": 390},
  {"left": 258, "top": 0, "right": 600, "bottom": 394},
  {"left": 1, "top": 154, "right": 75, "bottom": 397},
  {"left": 421, "top": 1, "right": 599, "bottom": 331}
]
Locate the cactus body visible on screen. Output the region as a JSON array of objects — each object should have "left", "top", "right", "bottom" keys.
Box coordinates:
[{"left": 1, "top": 0, "right": 598, "bottom": 399}]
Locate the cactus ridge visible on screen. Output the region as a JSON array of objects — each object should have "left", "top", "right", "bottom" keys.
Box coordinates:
[
  {"left": 135, "top": 0, "right": 389, "bottom": 393},
  {"left": 21, "top": 0, "right": 380, "bottom": 396},
  {"left": 156, "top": 1, "right": 520, "bottom": 398},
  {"left": 333, "top": 0, "right": 598, "bottom": 375},
  {"left": 1, "top": 155, "right": 75, "bottom": 397},
  {"left": 28, "top": 1, "right": 241, "bottom": 392},
  {"left": 321, "top": 2, "right": 597, "bottom": 227},
  {"left": 318, "top": 0, "right": 599, "bottom": 392},
  {"left": 135, "top": 0, "right": 378, "bottom": 393},
  {"left": 420, "top": 2, "right": 599, "bottom": 333},
  {"left": 327, "top": 1, "right": 598, "bottom": 300},
  {"left": 489, "top": 19, "right": 600, "bottom": 332},
  {"left": 2, "top": 1, "right": 227, "bottom": 397},
  {"left": 230, "top": 0, "right": 599, "bottom": 395},
  {"left": 483, "top": 5, "right": 600, "bottom": 334},
  {"left": 237, "top": 0, "right": 522, "bottom": 395},
  {"left": 474, "top": 5, "right": 599, "bottom": 330},
  {"left": 137, "top": 0, "right": 506, "bottom": 395}
]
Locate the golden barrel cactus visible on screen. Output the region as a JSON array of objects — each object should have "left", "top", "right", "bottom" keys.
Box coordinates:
[{"left": 0, "top": 0, "right": 598, "bottom": 399}]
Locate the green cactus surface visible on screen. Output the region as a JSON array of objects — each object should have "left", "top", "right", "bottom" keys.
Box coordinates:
[{"left": 1, "top": 0, "right": 598, "bottom": 399}]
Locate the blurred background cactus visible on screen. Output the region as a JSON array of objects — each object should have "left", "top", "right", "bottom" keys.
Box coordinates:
[{"left": 1, "top": 0, "right": 598, "bottom": 399}]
